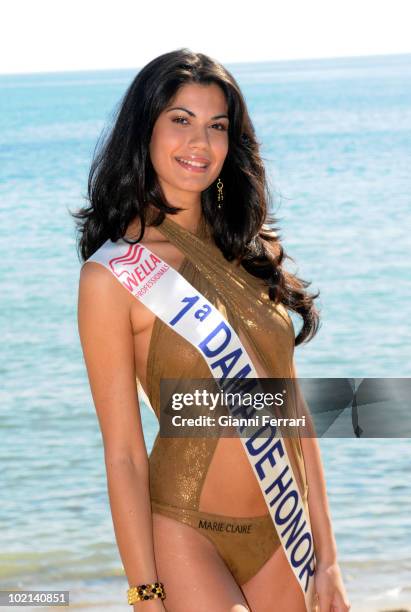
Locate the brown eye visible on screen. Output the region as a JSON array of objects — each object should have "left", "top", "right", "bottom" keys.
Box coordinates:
[
  {"left": 172, "top": 116, "right": 188, "bottom": 125},
  {"left": 212, "top": 123, "right": 228, "bottom": 131}
]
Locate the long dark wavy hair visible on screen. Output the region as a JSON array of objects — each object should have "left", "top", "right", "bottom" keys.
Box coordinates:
[{"left": 71, "top": 48, "right": 320, "bottom": 346}]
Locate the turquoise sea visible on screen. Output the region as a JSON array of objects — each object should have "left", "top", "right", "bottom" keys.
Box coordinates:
[{"left": 1, "top": 53, "right": 410, "bottom": 610}]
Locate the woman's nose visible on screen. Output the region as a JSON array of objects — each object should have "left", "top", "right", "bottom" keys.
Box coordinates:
[{"left": 187, "top": 124, "right": 210, "bottom": 147}]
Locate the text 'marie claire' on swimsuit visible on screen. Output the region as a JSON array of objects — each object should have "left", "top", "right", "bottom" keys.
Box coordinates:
[{"left": 138, "top": 213, "right": 310, "bottom": 587}]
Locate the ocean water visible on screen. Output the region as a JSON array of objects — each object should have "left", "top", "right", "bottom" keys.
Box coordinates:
[{"left": 1, "top": 53, "right": 410, "bottom": 611}]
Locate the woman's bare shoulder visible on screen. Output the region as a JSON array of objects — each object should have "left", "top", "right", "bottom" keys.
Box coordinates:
[
  {"left": 79, "top": 259, "right": 133, "bottom": 320},
  {"left": 80, "top": 210, "right": 164, "bottom": 291},
  {"left": 79, "top": 214, "right": 171, "bottom": 333}
]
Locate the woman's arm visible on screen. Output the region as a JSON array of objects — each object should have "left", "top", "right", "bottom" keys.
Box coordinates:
[
  {"left": 300, "top": 437, "right": 338, "bottom": 568},
  {"left": 78, "top": 262, "right": 165, "bottom": 611},
  {"left": 292, "top": 361, "right": 351, "bottom": 611}
]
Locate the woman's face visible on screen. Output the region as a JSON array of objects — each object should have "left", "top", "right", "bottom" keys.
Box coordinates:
[{"left": 149, "top": 82, "right": 229, "bottom": 202}]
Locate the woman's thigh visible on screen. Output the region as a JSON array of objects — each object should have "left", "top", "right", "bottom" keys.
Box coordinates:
[
  {"left": 152, "top": 513, "right": 250, "bottom": 612},
  {"left": 240, "top": 544, "right": 306, "bottom": 612}
]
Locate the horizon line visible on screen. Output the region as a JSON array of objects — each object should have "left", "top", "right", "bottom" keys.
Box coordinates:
[{"left": 0, "top": 50, "right": 410, "bottom": 78}]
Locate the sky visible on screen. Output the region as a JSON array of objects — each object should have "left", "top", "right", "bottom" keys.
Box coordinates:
[{"left": 1, "top": 0, "right": 410, "bottom": 75}]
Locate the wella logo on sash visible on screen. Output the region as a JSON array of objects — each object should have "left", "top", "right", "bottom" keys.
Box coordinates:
[{"left": 108, "top": 243, "right": 162, "bottom": 291}]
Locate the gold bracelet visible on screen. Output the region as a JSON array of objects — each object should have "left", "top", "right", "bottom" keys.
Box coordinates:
[{"left": 127, "top": 582, "right": 166, "bottom": 604}]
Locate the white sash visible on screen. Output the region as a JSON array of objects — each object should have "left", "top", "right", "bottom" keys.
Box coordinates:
[{"left": 84, "top": 236, "right": 316, "bottom": 610}]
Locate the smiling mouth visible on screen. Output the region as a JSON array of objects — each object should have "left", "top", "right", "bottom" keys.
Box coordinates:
[{"left": 175, "top": 157, "right": 210, "bottom": 171}]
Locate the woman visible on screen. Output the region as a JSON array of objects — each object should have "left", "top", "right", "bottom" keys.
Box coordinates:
[{"left": 74, "top": 49, "right": 350, "bottom": 612}]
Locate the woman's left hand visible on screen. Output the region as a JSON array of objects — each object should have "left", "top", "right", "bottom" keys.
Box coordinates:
[{"left": 314, "top": 561, "right": 351, "bottom": 611}]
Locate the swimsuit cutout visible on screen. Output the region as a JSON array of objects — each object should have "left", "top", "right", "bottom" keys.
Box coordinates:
[{"left": 141, "top": 213, "right": 309, "bottom": 586}]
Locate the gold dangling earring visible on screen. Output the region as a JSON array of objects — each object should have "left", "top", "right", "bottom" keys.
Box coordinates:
[{"left": 216, "top": 178, "right": 224, "bottom": 209}]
